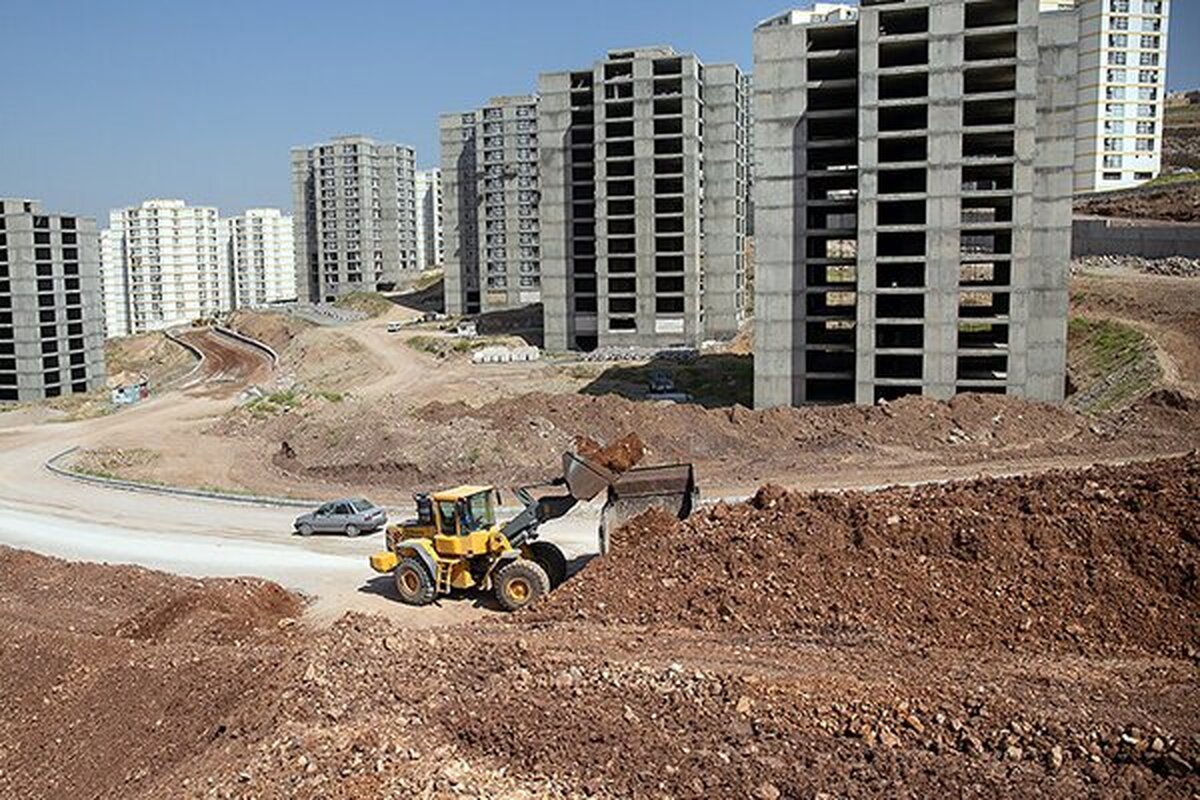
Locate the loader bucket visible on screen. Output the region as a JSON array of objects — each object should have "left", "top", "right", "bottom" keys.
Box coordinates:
[
  {"left": 562, "top": 451, "right": 619, "bottom": 501},
  {"left": 600, "top": 463, "right": 698, "bottom": 554}
]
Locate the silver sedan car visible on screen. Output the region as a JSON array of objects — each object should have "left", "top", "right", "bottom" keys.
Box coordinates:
[{"left": 294, "top": 498, "right": 387, "bottom": 537}]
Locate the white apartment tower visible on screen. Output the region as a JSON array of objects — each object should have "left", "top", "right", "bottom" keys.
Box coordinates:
[
  {"left": 224, "top": 208, "right": 296, "bottom": 309},
  {"left": 100, "top": 200, "right": 224, "bottom": 338},
  {"left": 415, "top": 169, "right": 444, "bottom": 268},
  {"left": 1041, "top": 0, "right": 1171, "bottom": 192},
  {"left": 291, "top": 135, "right": 419, "bottom": 302},
  {"left": 1076, "top": 0, "right": 1170, "bottom": 192}
]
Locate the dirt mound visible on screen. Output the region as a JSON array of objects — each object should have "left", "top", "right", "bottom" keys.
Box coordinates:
[
  {"left": 532, "top": 456, "right": 1200, "bottom": 656},
  {"left": 0, "top": 548, "right": 302, "bottom": 800},
  {"left": 228, "top": 310, "right": 312, "bottom": 354},
  {"left": 1075, "top": 181, "right": 1200, "bottom": 222}
]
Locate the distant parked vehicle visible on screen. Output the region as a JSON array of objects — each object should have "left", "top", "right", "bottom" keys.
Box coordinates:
[
  {"left": 386, "top": 321, "right": 404, "bottom": 334},
  {"left": 295, "top": 498, "right": 387, "bottom": 537}
]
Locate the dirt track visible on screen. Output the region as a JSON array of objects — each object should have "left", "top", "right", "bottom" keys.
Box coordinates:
[
  {"left": 2, "top": 454, "right": 1196, "bottom": 799},
  {"left": 176, "top": 328, "right": 274, "bottom": 392}
]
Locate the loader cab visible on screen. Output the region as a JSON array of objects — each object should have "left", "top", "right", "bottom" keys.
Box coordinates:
[{"left": 429, "top": 486, "right": 501, "bottom": 555}]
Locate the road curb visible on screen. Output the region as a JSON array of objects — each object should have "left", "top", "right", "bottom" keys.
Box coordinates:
[
  {"left": 160, "top": 328, "right": 206, "bottom": 389},
  {"left": 44, "top": 446, "right": 316, "bottom": 509},
  {"left": 214, "top": 325, "right": 279, "bottom": 367}
]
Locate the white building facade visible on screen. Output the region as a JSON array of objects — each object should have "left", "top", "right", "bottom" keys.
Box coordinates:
[
  {"left": 1052, "top": 0, "right": 1172, "bottom": 192},
  {"left": 224, "top": 208, "right": 296, "bottom": 309},
  {"left": 100, "top": 199, "right": 224, "bottom": 338},
  {"left": 415, "top": 169, "right": 444, "bottom": 268}
]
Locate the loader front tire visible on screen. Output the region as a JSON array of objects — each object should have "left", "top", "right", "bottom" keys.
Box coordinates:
[
  {"left": 394, "top": 557, "right": 436, "bottom": 606},
  {"left": 494, "top": 560, "right": 551, "bottom": 612},
  {"left": 529, "top": 541, "right": 568, "bottom": 589}
]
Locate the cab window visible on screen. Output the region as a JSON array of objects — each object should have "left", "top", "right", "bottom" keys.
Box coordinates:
[
  {"left": 436, "top": 500, "right": 458, "bottom": 534},
  {"left": 462, "top": 492, "right": 495, "bottom": 532}
]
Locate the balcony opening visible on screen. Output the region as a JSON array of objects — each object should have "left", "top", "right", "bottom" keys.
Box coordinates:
[
  {"left": 807, "top": 263, "right": 857, "bottom": 286},
  {"left": 655, "top": 117, "right": 683, "bottom": 136},
  {"left": 962, "top": 197, "right": 1013, "bottom": 224},
  {"left": 876, "top": 354, "right": 923, "bottom": 379},
  {"left": 655, "top": 157, "right": 683, "bottom": 176},
  {"left": 959, "top": 321, "right": 1009, "bottom": 349},
  {"left": 808, "top": 145, "right": 858, "bottom": 172},
  {"left": 605, "top": 61, "right": 633, "bottom": 80},
  {"left": 653, "top": 78, "right": 683, "bottom": 96},
  {"left": 656, "top": 177, "right": 684, "bottom": 194},
  {"left": 656, "top": 216, "right": 684, "bottom": 233},
  {"left": 957, "top": 355, "right": 1009, "bottom": 381},
  {"left": 964, "top": 31, "right": 1018, "bottom": 62},
  {"left": 610, "top": 257, "right": 637, "bottom": 274},
  {"left": 809, "top": 85, "right": 857, "bottom": 111},
  {"left": 878, "top": 168, "right": 927, "bottom": 195},
  {"left": 876, "top": 385, "right": 922, "bottom": 402},
  {"left": 962, "top": 163, "right": 1013, "bottom": 191},
  {"left": 808, "top": 173, "right": 858, "bottom": 202},
  {"left": 877, "top": 231, "right": 925, "bottom": 257},
  {"left": 608, "top": 218, "right": 636, "bottom": 235},
  {"left": 656, "top": 236, "right": 684, "bottom": 253},
  {"left": 656, "top": 275, "right": 685, "bottom": 292},
  {"left": 656, "top": 296, "right": 685, "bottom": 314},
  {"left": 877, "top": 293, "right": 924, "bottom": 319},
  {"left": 879, "top": 104, "right": 928, "bottom": 132},
  {"left": 964, "top": 65, "right": 1016, "bottom": 94},
  {"left": 879, "top": 72, "right": 928, "bottom": 100},
  {"left": 879, "top": 39, "right": 929, "bottom": 68},
  {"left": 878, "top": 200, "right": 925, "bottom": 226},
  {"left": 809, "top": 115, "right": 858, "bottom": 141},
  {"left": 964, "top": 98, "right": 1016, "bottom": 126},
  {"left": 808, "top": 237, "right": 857, "bottom": 260},
  {"left": 807, "top": 25, "right": 857, "bottom": 53},
  {"left": 879, "top": 6, "right": 928, "bottom": 35},
  {"left": 806, "top": 291, "right": 856, "bottom": 318},
  {"left": 965, "top": 0, "right": 1019, "bottom": 29},
  {"left": 963, "top": 131, "right": 1014, "bottom": 159},
  {"left": 876, "top": 261, "right": 925, "bottom": 288},
  {"left": 606, "top": 101, "right": 633, "bottom": 119},
  {"left": 654, "top": 97, "right": 683, "bottom": 116},
  {"left": 961, "top": 229, "right": 1012, "bottom": 256},
  {"left": 607, "top": 140, "right": 634, "bottom": 158},
  {"left": 807, "top": 320, "right": 855, "bottom": 346},
  {"left": 654, "top": 137, "right": 684, "bottom": 155},
  {"left": 607, "top": 159, "right": 634, "bottom": 177},
  {"left": 653, "top": 58, "right": 683, "bottom": 76},
  {"left": 607, "top": 199, "right": 634, "bottom": 216},
  {"left": 959, "top": 290, "right": 1011, "bottom": 319},
  {"left": 807, "top": 349, "right": 855, "bottom": 374},
  {"left": 876, "top": 324, "right": 924, "bottom": 349},
  {"left": 608, "top": 238, "right": 636, "bottom": 255},
  {"left": 809, "top": 378, "right": 857, "bottom": 404},
  {"left": 656, "top": 196, "right": 684, "bottom": 214},
  {"left": 656, "top": 255, "right": 684, "bottom": 273},
  {"left": 879, "top": 136, "right": 928, "bottom": 163},
  {"left": 807, "top": 209, "right": 856, "bottom": 231},
  {"left": 606, "top": 120, "right": 633, "bottom": 139},
  {"left": 607, "top": 179, "right": 635, "bottom": 197}
]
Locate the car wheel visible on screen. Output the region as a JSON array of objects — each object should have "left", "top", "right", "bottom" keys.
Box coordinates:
[
  {"left": 297, "top": 523, "right": 314, "bottom": 537},
  {"left": 345, "top": 524, "right": 360, "bottom": 538}
]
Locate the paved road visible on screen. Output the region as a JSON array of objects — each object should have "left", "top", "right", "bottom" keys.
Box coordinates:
[{"left": 0, "top": 325, "right": 597, "bottom": 625}]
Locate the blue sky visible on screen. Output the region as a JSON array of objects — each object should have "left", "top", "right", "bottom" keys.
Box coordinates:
[{"left": 1, "top": 0, "right": 1196, "bottom": 223}]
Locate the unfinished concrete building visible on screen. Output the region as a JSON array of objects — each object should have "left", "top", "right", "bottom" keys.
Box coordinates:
[
  {"left": 291, "top": 135, "right": 418, "bottom": 303},
  {"left": 539, "top": 47, "right": 750, "bottom": 352},
  {"left": 441, "top": 96, "right": 541, "bottom": 316},
  {"left": 753, "top": 0, "right": 1077, "bottom": 407},
  {"left": 0, "top": 198, "right": 106, "bottom": 402}
]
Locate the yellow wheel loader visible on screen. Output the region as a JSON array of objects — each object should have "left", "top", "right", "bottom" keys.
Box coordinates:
[{"left": 369, "top": 447, "right": 696, "bottom": 611}]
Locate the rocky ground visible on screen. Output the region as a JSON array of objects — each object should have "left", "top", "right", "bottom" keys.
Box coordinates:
[
  {"left": 1074, "top": 179, "right": 1200, "bottom": 223},
  {"left": 1072, "top": 255, "right": 1200, "bottom": 279},
  {"left": 2, "top": 453, "right": 1197, "bottom": 798}
]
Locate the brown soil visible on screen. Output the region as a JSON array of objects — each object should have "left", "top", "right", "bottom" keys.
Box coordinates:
[
  {"left": 1074, "top": 180, "right": 1200, "bottom": 222},
  {"left": 0, "top": 547, "right": 302, "bottom": 800},
  {"left": 531, "top": 455, "right": 1200, "bottom": 657},
  {"left": 103, "top": 331, "right": 196, "bottom": 389},
  {"left": 575, "top": 432, "right": 647, "bottom": 473},
  {"left": 227, "top": 310, "right": 313, "bottom": 355},
  {"left": 4, "top": 457, "right": 1199, "bottom": 798},
  {"left": 227, "top": 387, "right": 1200, "bottom": 505}
]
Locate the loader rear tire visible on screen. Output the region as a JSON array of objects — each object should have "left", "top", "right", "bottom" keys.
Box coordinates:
[
  {"left": 494, "top": 559, "right": 550, "bottom": 612},
  {"left": 529, "top": 541, "right": 568, "bottom": 589},
  {"left": 394, "top": 558, "right": 436, "bottom": 606}
]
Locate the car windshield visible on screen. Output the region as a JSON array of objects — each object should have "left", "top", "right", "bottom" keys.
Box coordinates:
[{"left": 350, "top": 498, "right": 375, "bottom": 513}]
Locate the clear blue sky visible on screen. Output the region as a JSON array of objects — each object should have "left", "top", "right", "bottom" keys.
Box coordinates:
[{"left": 1, "top": 0, "right": 1196, "bottom": 224}]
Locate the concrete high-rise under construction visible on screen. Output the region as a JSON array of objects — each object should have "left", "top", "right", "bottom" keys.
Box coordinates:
[
  {"left": 753, "top": 0, "right": 1077, "bottom": 408},
  {"left": 538, "top": 47, "right": 751, "bottom": 352},
  {"left": 441, "top": 96, "right": 542, "bottom": 316},
  {"left": 291, "top": 135, "right": 418, "bottom": 303}
]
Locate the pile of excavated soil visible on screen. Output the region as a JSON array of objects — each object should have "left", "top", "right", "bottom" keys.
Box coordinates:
[
  {"left": 215, "top": 387, "right": 1200, "bottom": 505},
  {"left": 227, "top": 310, "right": 313, "bottom": 355},
  {"left": 574, "top": 432, "right": 646, "bottom": 473},
  {"left": 0, "top": 548, "right": 303, "bottom": 800},
  {"left": 1075, "top": 181, "right": 1200, "bottom": 222},
  {"left": 531, "top": 455, "right": 1200, "bottom": 656}
]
